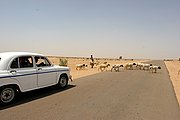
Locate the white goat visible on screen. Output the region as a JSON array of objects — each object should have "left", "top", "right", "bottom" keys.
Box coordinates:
[
  {"left": 111, "top": 64, "right": 124, "bottom": 72},
  {"left": 149, "top": 65, "right": 161, "bottom": 73},
  {"left": 124, "top": 63, "right": 136, "bottom": 70},
  {"left": 142, "top": 63, "right": 152, "bottom": 71},
  {"left": 76, "top": 64, "right": 88, "bottom": 70},
  {"left": 98, "top": 63, "right": 110, "bottom": 72},
  {"left": 136, "top": 63, "right": 144, "bottom": 70}
]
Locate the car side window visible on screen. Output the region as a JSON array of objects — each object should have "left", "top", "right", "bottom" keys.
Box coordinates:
[
  {"left": 35, "top": 56, "right": 51, "bottom": 67},
  {"left": 19, "top": 56, "right": 33, "bottom": 68},
  {"left": 10, "top": 58, "right": 18, "bottom": 69}
]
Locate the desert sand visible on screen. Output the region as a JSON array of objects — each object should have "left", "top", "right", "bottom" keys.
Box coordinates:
[
  {"left": 48, "top": 56, "right": 180, "bottom": 106},
  {"left": 164, "top": 60, "right": 180, "bottom": 106}
]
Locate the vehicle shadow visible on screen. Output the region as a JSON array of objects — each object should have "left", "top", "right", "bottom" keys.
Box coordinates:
[{"left": 0, "top": 84, "right": 76, "bottom": 110}]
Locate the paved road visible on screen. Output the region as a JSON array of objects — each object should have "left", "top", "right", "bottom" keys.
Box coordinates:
[{"left": 0, "top": 60, "right": 180, "bottom": 120}]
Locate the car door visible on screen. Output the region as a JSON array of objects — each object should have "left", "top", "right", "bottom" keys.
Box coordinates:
[
  {"left": 35, "top": 56, "right": 57, "bottom": 87},
  {"left": 9, "top": 56, "right": 37, "bottom": 91}
]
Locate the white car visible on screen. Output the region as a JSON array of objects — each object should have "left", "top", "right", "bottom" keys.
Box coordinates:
[{"left": 0, "top": 52, "right": 72, "bottom": 105}]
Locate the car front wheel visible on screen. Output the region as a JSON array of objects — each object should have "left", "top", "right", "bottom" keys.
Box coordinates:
[{"left": 58, "top": 75, "right": 68, "bottom": 88}]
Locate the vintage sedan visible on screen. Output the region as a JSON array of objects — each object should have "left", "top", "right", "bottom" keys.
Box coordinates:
[{"left": 0, "top": 52, "right": 72, "bottom": 105}]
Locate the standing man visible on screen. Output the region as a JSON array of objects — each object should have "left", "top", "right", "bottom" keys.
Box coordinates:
[{"left": 90, "top": 55, "right": 95, "bottom": 68}]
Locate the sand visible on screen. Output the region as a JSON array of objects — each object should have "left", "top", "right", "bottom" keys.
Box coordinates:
[{"left": 164, "top": 60, "right": 180, "bottom": 106}]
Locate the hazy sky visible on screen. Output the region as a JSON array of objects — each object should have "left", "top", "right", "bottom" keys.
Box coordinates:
[{"left": 0, "top": 0, "right": 180, "bottom": 59}]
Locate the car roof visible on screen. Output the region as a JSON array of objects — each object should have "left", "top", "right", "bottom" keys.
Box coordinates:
[
  {"left": 0, "top": 52, "right": 43, "bottom": 57},
  {"left": 0, "top": 52, "right": 44, "bottom": 70}
]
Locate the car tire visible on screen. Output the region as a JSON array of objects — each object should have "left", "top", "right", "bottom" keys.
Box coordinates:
[
  {"left": 0, "top": 86, "right": 17, "bottom": 105},
  {"left": 57, "top": 75, "right": 68, "bottom": 88}
]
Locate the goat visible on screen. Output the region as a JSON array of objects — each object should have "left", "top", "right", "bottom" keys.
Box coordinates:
[
  {"left": 142, "top": 63, "right": 152, "bottom": 71},
  {"left": 75, "top": 64, "right": 88, "bottom": 70},
  {"left": 149, "top": 65, "right": 161, "bottom": 73},
  {"left": 111, "top": 64, "right": 124, "bottom": 72},
  {"left": 136, "top": 63, "right": 144, "bottom": 70},
  {"left": 124, "top": 63, "right": 136, "bottom": 70},
  {"left": 98, "top": 63, "right": 110, "bottom": 72}
]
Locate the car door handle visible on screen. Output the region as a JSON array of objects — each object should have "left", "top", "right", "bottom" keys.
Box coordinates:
[
  {"left": 38, "top": 68, "right": 42, "bottom": 71},
  {"left": 10, "top": 70, "right": 16, "bottom": 73}
]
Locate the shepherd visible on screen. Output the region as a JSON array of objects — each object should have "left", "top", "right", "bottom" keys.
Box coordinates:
[{"left": 90, "top": 54, "right": 95, "bottom": 68}]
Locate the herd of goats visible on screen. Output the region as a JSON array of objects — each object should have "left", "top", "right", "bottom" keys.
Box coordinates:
[{"left": 75, "top": 62, "right": 161, "bottom": 73}]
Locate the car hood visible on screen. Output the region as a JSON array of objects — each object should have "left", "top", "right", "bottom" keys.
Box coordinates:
[{"left": 53, "top": 65, "right": 70, "bottom": 71}]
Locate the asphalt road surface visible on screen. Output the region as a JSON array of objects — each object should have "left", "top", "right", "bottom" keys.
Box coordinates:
[{"left": 0, "top": 60, "right": 180, "bottom": 120}]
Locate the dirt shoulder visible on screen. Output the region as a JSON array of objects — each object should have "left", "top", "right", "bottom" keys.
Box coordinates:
[{"left": 164, "top": 60, "right": 180, "bottom": 106}]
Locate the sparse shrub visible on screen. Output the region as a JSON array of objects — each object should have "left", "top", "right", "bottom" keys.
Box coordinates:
[{"left": 59, "top": 58, "right": 68, "bottom": 66}]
